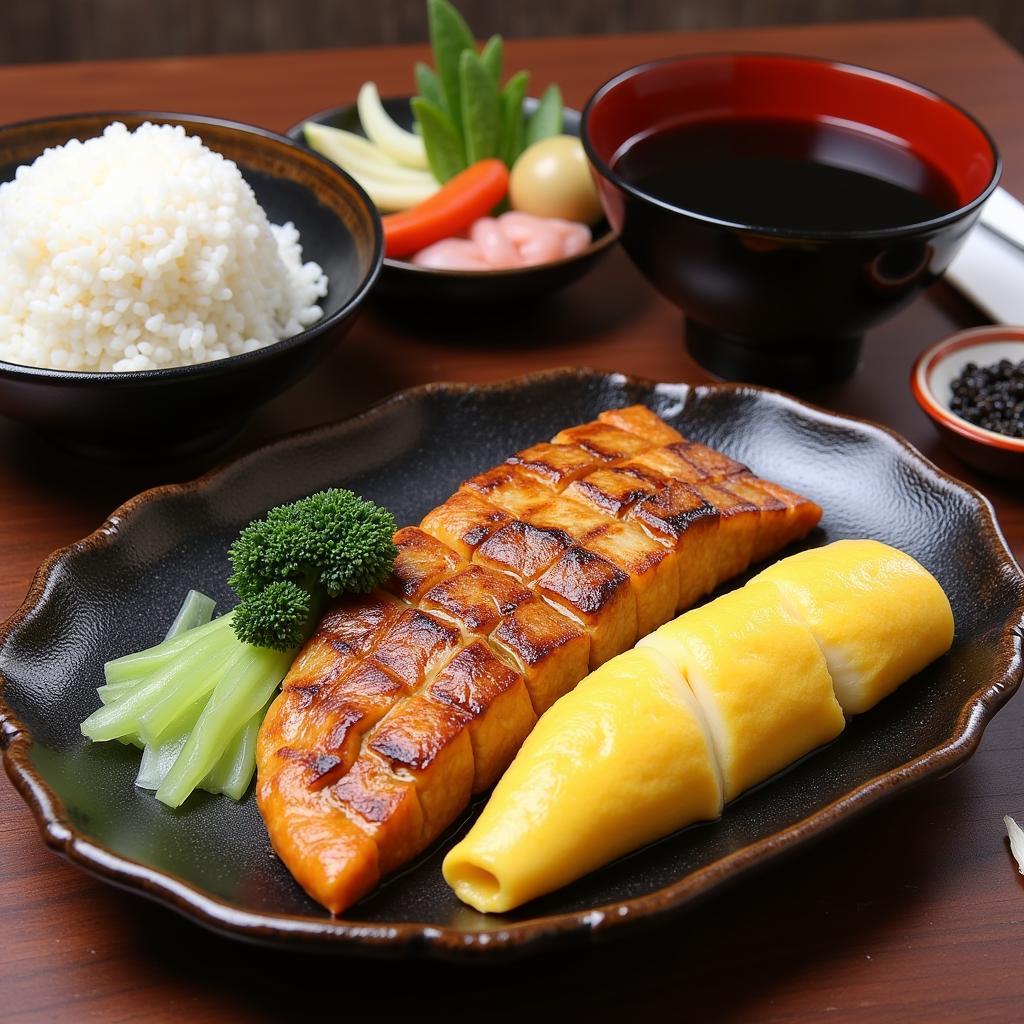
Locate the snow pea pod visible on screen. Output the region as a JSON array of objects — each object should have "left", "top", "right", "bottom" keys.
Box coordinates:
[
  {"left": 500, "top": 69, "right": 530, "bottom": 167},
  {"left": 460, "top": 49, "right": 500, "bottom": 164},
  {"left": 525, "top": 83, "right": 564, "bottom": 148},
  {"left": 412, "top": 96, "right": 467, "bottom": 183},
  {"left": 427, "top": 0, "right": 475, "bottom": 136},
  {"left": 415, "top": 61, "right": 444, "bottom": 109},
  {"left": 481, "top": 34, "right": 503, "bottom": 86}
]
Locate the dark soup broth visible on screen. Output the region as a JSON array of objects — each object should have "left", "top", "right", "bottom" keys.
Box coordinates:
[{"left": 614, "top": 117, "right": 959, "bottom": 233}]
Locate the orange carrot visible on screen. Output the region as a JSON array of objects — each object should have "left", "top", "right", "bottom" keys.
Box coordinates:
[{"left": 382, "top": 159, "right": 510, "bottom": 259}]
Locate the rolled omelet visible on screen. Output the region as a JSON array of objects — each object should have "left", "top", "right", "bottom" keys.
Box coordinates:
[
  {"left": 638, "top": 581, "right": 846, "bottom": 801},
  {"left": 442, "top": 646, "right": 722, "bottom": 913},
  {"left": 443, "top": 540, "right": 954, "bottom": 913},
  {"left": 751, "top": 540, "right": 954, "bottom": 715}
]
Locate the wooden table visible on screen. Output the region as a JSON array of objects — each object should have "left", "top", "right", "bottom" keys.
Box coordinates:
[{"left": 2, "top": 16, "right": 1022, "bottom": 1022}]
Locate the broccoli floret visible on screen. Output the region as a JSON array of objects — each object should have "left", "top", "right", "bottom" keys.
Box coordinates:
[
  {"left": 231, "top": 580, "right": 312, "bottom": 651},
  {"left": 228, "top": 489, "right": 397, "bottom": 651}
]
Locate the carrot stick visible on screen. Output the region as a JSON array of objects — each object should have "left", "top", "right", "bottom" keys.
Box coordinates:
[{"left": 382, "top": 158, "right": 509, "bottom": 258}]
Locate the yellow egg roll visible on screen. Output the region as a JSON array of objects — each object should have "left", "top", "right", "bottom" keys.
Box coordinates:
[
  {"left": 444, "top": 540, "right": 954, "bottom": 913},
  {"left": 639, "top": 581, "right": 846, "bottom": 801},
  {"left": 751, "top": 539, "right": 954, "bottom": 715},
  {"left": 443, "top": 646, "right": 722, "bottom": 913}
]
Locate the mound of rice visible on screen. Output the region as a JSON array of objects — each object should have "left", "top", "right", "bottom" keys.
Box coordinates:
[{"left": 0, "top": 121, "right": 328, "bottom": 372}]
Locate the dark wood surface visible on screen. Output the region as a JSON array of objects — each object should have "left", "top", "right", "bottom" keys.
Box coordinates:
[
  {"left": 1, "top": 18, "right": 1023, "bottom": 1022},
  {"left": 4, "top": 0, "right": 1024, "bottom": 63}
]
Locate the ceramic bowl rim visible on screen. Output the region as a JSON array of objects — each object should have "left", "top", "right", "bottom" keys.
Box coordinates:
[
  {"left": 581, "top": 51, "right": 1002, "bottom": 243},
  {"left": 1, "top": 367, "right": 1022, "bottom": 959},
  {"left": 910, "top": 325, "right": 1024, "bottom": 454},
  {"left": 0, "top": 109, "right": 384, "bottom": 384}
]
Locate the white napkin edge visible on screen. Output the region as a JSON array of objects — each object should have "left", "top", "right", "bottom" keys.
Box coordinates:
[{"left": 945, "top": 187, "right": 1024, "bottom": 325}]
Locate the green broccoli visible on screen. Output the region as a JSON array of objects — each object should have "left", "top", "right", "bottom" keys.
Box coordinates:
[
  {"left": 80, "top": 488, "right": 398, "bottom": 809},
  {"left": 228, "top": 488, "right": 398, "bottom": 651}
]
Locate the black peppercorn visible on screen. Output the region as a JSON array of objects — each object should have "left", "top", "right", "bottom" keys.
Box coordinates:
[{"left": 949, "top": 356, "right": 1024, "bottom": 438}]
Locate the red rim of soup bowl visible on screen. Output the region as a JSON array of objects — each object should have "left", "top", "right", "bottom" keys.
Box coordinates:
[
  {"left": 581, "top": 52, "right": 1000, "bottom": 240},
  {"left": 911, "top": 326, "right": 1024, "bottom": 456}
]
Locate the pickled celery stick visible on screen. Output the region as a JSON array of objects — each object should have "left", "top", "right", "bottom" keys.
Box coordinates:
[
  {"left": 155, "top": 645, "right": 293, "bottom": 808},
  {"left": 164, "top": 590, "right": 216, "bottom": 640},
  {"left": 135, "top": 702, "right": 203, "bottom": 791},
  {"left": 84, "top": 668, "right": 184, "bottom": 741},
  {"left": 137, "top": 732, "right": 188, "bottom": 790},
  {"left": 85, "top": 490, "right": 397, "bottom": 809},
  {"left": 136, "top": 640, "right": 243, "bottom": 744},
  {"left": 100, "top": 593, "right": 215, "bottom": 706},
  {"left": 103, "top": 614, "right": 226, "bottom": 685},
  {"left": 82, "top": 623, "right": 235, "bottom": 742},
  {"left": 217, "top": 707, "right": 265, "bottom": 800},
  {"left": 200, "top": 700, "right": 268, "bottom": 800},
  {"left": 199, "top": 719, "right": 246, "bottom": 795},
  {"left": 97, "top": 678, "right": 144, "bottom": 704}
]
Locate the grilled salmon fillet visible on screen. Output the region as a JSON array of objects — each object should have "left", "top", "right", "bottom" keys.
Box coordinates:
[{"left": 256, "top": 406, "right": 821, "bottom": 913}]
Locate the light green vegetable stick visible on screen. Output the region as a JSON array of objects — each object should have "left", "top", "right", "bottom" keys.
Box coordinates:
[
  {"left": 164, "top": 590, "right": 216, "bottom": 641},
  {"left": 200, "top": 700, "right": 269, "bottom": 801},
  {"left": 82, "top": 625, "right": 236, "bottom": 742},
  {"left": 155, "top": 645, "right": 292, "bottom": 808},
  {"left": 103, "top": 614, "right": 225, "bottom": 686},
  {"left": 135, "top": 701, "right": 203, "bottom": 791},
  {"left": 136, "top": 642, "right": 246, "bottom": 745}
]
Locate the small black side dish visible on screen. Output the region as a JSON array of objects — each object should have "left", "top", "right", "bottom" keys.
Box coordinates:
[{"left": 288, "top": 99, "right": 617, "bottom": 305}]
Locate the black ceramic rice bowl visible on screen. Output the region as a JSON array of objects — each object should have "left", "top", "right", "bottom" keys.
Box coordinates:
[{"left": 0, "top": 111, "right": 383, "bottom": 460}]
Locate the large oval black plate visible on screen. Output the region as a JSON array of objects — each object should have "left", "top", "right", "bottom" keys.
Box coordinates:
[{"left": 1, "top": 368, "right": 1022, "bottom": 959}]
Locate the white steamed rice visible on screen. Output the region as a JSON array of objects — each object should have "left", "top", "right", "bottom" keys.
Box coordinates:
[{"left": 0, "top": 121, "right": 328, "bottom": 372}]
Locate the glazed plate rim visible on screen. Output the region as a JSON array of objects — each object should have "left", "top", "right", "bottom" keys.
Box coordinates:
[{"left": 2, "top": 367, "right": 1022, "bottom": 959}]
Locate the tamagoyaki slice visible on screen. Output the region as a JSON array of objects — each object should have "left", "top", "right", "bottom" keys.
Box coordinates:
[
  {"left": 442, "top": 646, "right": 722, "bottom": 914},
  {"left": 638, "top": 580, "right": 846, "bottom": 802},
  {"left": 750, "top": 539, "right": 954, "bottom": 715}
]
